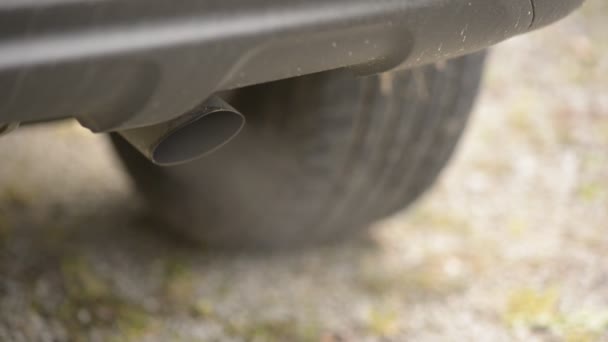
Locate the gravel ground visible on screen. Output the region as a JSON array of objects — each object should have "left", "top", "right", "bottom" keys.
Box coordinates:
[{"left": 1, "top": 2, "right": 607, "bottom": 341}]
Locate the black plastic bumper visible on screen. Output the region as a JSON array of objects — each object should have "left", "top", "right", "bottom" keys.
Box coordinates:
[{"left": 0, "top": 0, "right": 583, "bottom": 131}]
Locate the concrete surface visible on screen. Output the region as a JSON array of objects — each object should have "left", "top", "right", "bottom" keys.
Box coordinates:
[{"left": 1, "top": 1, "right": 607, "bottom": 341}]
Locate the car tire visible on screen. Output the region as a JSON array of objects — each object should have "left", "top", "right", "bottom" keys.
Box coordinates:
[{"left": 111, "top": 52, "right": 486, "bottom": 249}]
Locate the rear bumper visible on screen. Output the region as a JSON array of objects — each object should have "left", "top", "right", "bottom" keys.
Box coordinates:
[{"left": 0, "top": 0, "right": 583, "bottom": 131}]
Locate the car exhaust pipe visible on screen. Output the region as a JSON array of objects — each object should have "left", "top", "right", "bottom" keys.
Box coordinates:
[{"left": 118, "top": 96, "right": 245, "bottom": 166}]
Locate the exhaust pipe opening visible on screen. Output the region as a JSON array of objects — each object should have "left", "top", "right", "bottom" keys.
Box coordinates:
[
  {"left": 118, "top": 96, "right": 245, "bottom": 166},
  {"left": 152, "top": 109, "right": 244, "bottom": 166}
]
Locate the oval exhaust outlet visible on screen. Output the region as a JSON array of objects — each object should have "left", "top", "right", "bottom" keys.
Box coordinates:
[{"left": 118, "top": 96, "right": 245, "bottom": 166}]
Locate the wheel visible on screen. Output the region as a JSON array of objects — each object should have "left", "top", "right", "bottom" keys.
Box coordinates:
[{"left": 111, "top": 52, "right": 486, "bottom": 249}]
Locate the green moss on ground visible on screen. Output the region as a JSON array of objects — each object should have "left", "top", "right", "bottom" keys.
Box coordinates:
[
  {"left": 44, "top": 255, "right": 156, "bottom": 341},
  {"left": 504, "top": 287, "right": 608, "bottom": 342}
]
